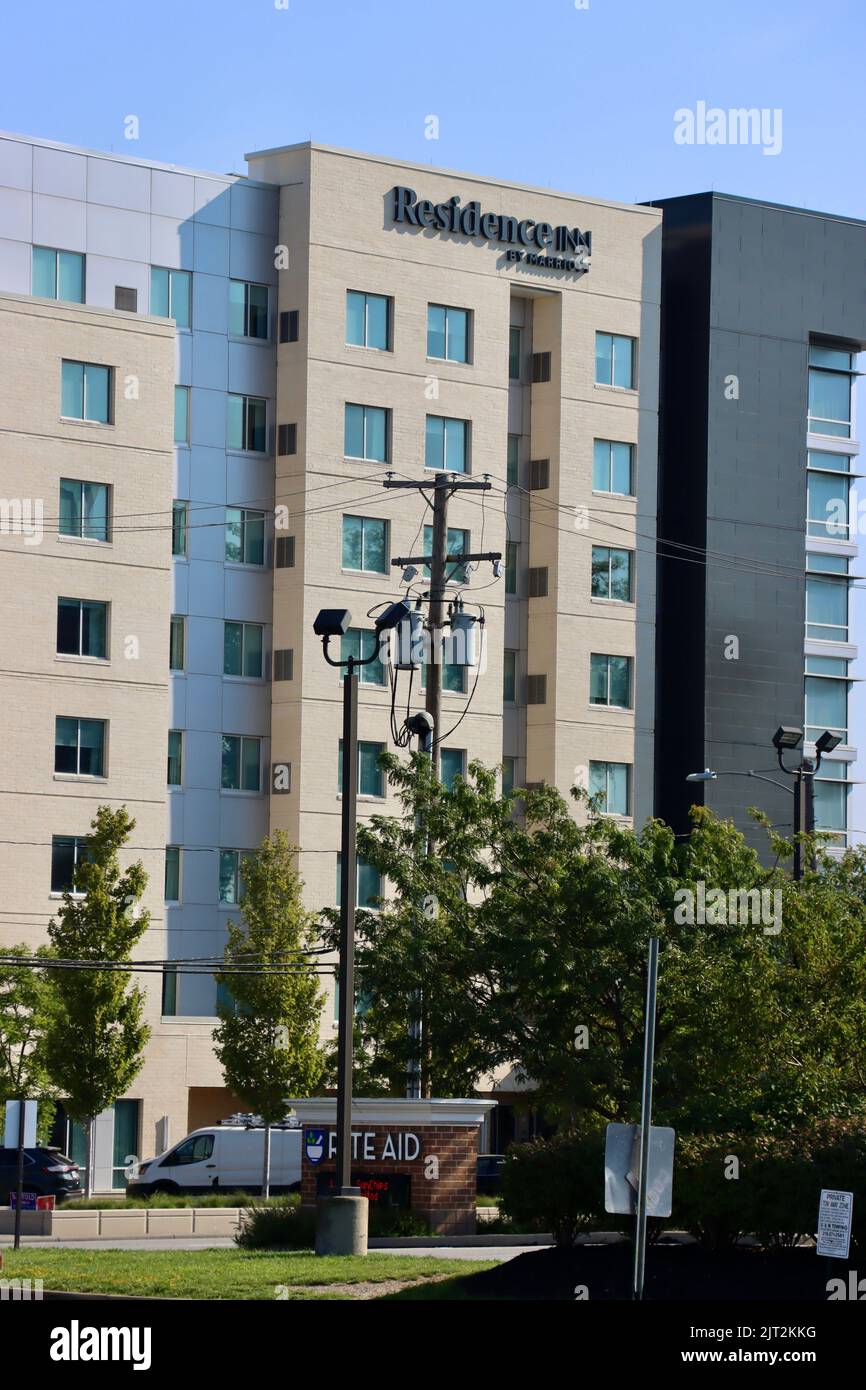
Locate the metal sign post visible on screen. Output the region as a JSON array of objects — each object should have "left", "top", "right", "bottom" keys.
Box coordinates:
[
  {"left": 13, "top": 1101, "right": 26, "bottom": 1251},
  {"left": 633, "top": 937, "right": 660, "bottom": 1301}
]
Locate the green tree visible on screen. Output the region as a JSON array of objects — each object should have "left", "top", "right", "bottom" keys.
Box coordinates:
[
  {"left": 43, "top": 807, "right": 151, "bottom": 1196},
  {"left": 213, "top": 833, "right": 325, "bottom": 1196},
  {"left": 0, "top": 945, "right": 55, "bottom": 1142},
  {"left": 342, "top": 756, "right": 866, "bottom": 1133},
  {"left": 323, "top": 752, "right": 514, "bottom": 1096}
]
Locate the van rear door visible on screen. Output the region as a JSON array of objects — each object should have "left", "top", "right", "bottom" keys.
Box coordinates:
[{"left": 271, "top": 1129, "right": 301, "bottom": 1189}]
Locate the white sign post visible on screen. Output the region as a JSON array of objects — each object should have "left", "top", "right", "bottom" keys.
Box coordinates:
[
  {"left": 817, "top": 1189, "right": 853, "bottom": 1260},
  {"left": 2, "top": 1100, "right": 37, "bottom": 1149}
]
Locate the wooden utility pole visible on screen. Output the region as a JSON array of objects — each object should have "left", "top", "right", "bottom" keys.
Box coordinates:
[{"left": 384, "top": 471, "right": 498, "bottom": 774}]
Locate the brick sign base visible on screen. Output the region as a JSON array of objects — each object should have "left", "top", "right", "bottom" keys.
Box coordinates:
[{"left": 298, "top": 1114, "right": 487, "bottom": 1236}]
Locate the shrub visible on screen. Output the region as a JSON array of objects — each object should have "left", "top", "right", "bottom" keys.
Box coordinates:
[
  {"left": 368, "top": 1206, "right": 430, "bottom": 1238},
  {"left": 672, "top": 1119, "right": 866, "bottom": 1251},
  {"left": 500, "top": 1130, "right": 606, "bottom": 1246},
  {"left": 236, "top": 1199, "right": 429, "bottom": 1248},
  {"left": 236, "top": 1199, "right": 316, "bottom": 1249},
  {"left": 64, "top": 1191, "right": 300, "bottom": 1211}
]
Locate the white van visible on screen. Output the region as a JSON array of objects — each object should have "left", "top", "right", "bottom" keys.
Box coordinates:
[{"left": 128, "top": 1125, "right": 301, "bottom": 1197}]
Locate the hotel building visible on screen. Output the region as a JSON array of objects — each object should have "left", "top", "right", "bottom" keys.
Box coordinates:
[{"left": 1, "top": 130, "right": 861, "bottom": 1179}]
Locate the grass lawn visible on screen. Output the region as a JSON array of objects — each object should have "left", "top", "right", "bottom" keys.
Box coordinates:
[{"left": 1, "top": 1247, "right": 495, "bottom": 1301}]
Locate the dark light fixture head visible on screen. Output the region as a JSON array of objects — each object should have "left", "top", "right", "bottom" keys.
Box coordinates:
[
  {"left": 374, "top": 597, "right": 412, "bottom": 633},
  {"left": 772, "top": 725, "right": 803, "bottom": 752},
  {"left": 815, "top": 730, "right": 842, "bottom": 755},
  {"left": 313, "top": 608, "right": 352, "bottom": 638}
]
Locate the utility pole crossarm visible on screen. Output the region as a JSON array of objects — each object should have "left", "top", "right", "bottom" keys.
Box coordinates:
[
  {"left": 390, "top": 551, "right": 502, "bottom": 568},
  {"left": 382, "top": 479, "right": 493, "bottom": 493}
]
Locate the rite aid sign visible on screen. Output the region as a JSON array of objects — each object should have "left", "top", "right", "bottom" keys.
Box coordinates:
[
  {"left": 304, "top": 1127, "right": 421, "bottom": 1165},
  {"left": 390, "top": 185, "right": 591, "bottom": 273}
]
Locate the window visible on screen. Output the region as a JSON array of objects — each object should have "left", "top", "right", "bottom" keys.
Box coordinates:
[
  {"left": 341, "top": 629, "right": 386, "bottom": 685},
  {"left": 426, "top": 415, "right": 468, "bottom": 473},
  {"left": 505, "top": 540, "right": 518, "bottom": 596},
  {"left": 806, "top": 573, "right": 848, "bottom": 643},
  {"left": 336, "top": 855, "right": 382, "bottom": 910},
  {"left": 229, "top": 280, "right": 268, "bottom": 339},
  {"left": 161, "top": 966, "right": 178, "bottom": 1016},
  {"left": 224, "top": 621, "right": 264, "bottom": 678},
  {"left": 165, "top": 846, "right": 181, "bottom": 902},
  {"left": 591, "top": 546, "right": 634, "bottom": 602},
  {"left": 174, "top": 386, "right": 190, "bottom": 444},
  {"left": 227, "top": 395, "right": 267, "bottom": 453},
  {"left": 590, "top": 653, "right": 632, "bottom": 708},
  {"left": 338, "top": 740, "right": 385, "bottom": 798},
  {"left": 347, "top": 291, "right": 391, "bottom": 351},
  {"left": 167, "top": 731, "right": 183, "bottom": 786},
  {"left": 531, "top": 352, "right": 551, "bottom": 383},
  {"left": 225, "top": 508, "right": 265, "bottom": 566},
  {"left": 221, "top": 735, "right": 261, "bottom": 792},
  {"left": 808, "top": 344, "right": 854, "bottom": 437},
  {"left": 589, "top": 761, "right": 630, "bottom": 815},
  {"left": 51, "top": 836, "right": 89, "bottom": 894},
  {"left": 807, "top": 468, "right": 849, "bottom": 539},
  {"left": 169, "top": 615, "right": 185, "bottom": 671},
  {"left": 813, "top": 761, "right": 849, "bottom": 845},
  {"left": 595, "top": 332, "right": 635, "bottom": 389},
  {"left": 342, "top": 514, "right": 388, "bottom": 573},
  {"left": 423, "top": 525, "right": 469, "bottom": 583},
  {"left": 55, "top": 718, "right": 105, "bottom": 777},
  {"left": 808, "top": 449, "right": 851, "bottom": 474},
  {"left": 61, "top": 361, "right": 111, "bottom": 423},
  {"left": 805, "top": 657, "right": 850, "bottom": 743},
  {"left": 440, "top": 748, "right": 465, "bottom": 790},
  {"left": 503, "top": 649, "right": 517, "bottom": 703},
  {"left": 528, "top": 567, "right": 548, "bottom": 598},
  {"left": 57, "top": 598, "right": 107, "bottom": 658},
  {"left": 275, "top": 535, "right": 295, "bottom": 568},
  {"left": 172, "top": 501, "right": 188, "bottom": 557},
  {"left": 219, "top": 849, "right": 252, "bottom": 905},
  {"left": 527, "top": 674, "right": 547, "bottom": 705},
  {"left": 150, "top": 267, "right": 191, "bottom": 328},
  {"left": 280, "top": 309, "right": 299, "bottom": 343},
  {"left": 529, "top": 459, "right": 550, "bottom": 491},
  {"left": 427, "top": 304, "right": 469, "bottom": 363},
  {"left": 274, "top": 649, "right": 293, "bottom": 681},
  {"left": 593, "top": 439, "right": 633, "bottom": 495},
  {"left": 507, "top": 435, "right": 520, "bottom": 487},
  {"left": 502, "top": 757, "right": 516, "bottom": 797},
  {"left": 421, "top": 659, "right": 467, "bottom": 695},
  {"left": 344, "top": 403, "right": 389, "bottom": 463},
  {"left": 508, "top": 327, "right": 522, "bottom": 380},
  {"left": 277, "top": 423, "right": 297, "bottom": 456},
  {"left": 59, "top": 479, "right": 110, "bottom": 541},
  {"left": 32, "top": 246, "right": 84, "bottom": 303}
]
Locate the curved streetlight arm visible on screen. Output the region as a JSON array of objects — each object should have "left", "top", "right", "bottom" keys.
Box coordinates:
[
  {"left": 776, "top": 747, "right": 822, "bottom": 778},
  {"left": 699, "top": 769, "right": 794, "bottom": 796},
  {"left": 320, "top": 636, "right": 381, "bottom": 671}
]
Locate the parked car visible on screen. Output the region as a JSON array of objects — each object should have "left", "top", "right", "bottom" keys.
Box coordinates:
[
  {"left": 0, "top": 1147, "right": 82, "bottom": 1205},
  {"left": 476, "top": 1153, "right": 505, "bottom": 1195},
  {"left": 127, "top": 1124, "right": 302, "bottom": 1197}
]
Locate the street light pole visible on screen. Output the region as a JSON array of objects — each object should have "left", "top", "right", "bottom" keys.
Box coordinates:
[
  {"left": 336, "top": 654, "right": 359, "bottom": 1196},
  {"left": 686, "top": 725, "right": 842, "bottom": 881},
  {"left": 313, "top": 606, "right": 405, "bottom": 1256}
]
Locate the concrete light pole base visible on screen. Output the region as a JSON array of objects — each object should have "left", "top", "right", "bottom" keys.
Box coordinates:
[{"left": 315, "top": 1195, "right": 369, "bottom": 1256}]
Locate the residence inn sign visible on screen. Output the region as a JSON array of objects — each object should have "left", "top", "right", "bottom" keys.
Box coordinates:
[{"left": 390, "top": 185, "right": 592, "bottom": 272}]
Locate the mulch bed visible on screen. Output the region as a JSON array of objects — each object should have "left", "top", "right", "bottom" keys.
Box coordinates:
[{"left": 451, "top": 1242, "right": 853, "bottom": 1301}]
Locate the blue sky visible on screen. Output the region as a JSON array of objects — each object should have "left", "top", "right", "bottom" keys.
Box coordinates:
[{"left": 2, "top": 0, "right": 863, "bottom": 215}]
